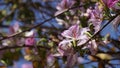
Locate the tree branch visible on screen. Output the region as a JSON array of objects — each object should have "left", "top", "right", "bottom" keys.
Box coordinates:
[
  {"left": 0, "top": 45, "right": 51, "bottom": 51},
  {"left": 79, "top": 13, "right": 120, "bottom": 49},
  {"left": 0, "top": 5, "right": 83, "bottom": 41},
  {"left": 0, "top": 8, "right": 16, "bottom": 23}
]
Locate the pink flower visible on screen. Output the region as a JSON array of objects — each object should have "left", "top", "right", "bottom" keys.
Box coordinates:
[
  {"left": 66, "top": 53, "right": 77, "bottom": 67},
  {"left": 55, "top": 0, "right": 75, "bottom": 16},
  {"left": 9, "top": 22, "right": 20, "bottom": 34},
  {"left": 25, "top": 30, "right": 35, "bottom": 46},
  {"left": 112, "top": 15, "right": 120, "bottom": 29},
  {"left": 56, "top": 40, "right": 72, "bottom": 56},
  {"left": 57, "top": 40, "right": 77, "bottom": 67},
  {"left": 25, "top": 37, "right": 35, "bottom": 46},
  {"left": 60, "top": 25, "right": 98, "bottom": 54},
  {"left": 61, "top": 24, "right": 90, "bottom": 47},
  {"left": 47, "top": 54, "right": 55, "bottom": 67},
  {"left": 88, "top": 3, "right": 103, "bottom": 32},
  {"left": 58, "top": 24, "right": 90, "bottom": 55},
  {"left": 61, "top": 24, "right": 89, "bottom": 40},
  {"left": 22, "top": 63, "right": 33, "bottom": 68},
  {"left": 102, "top": 0, "right": 119, "bottom": 8},
  {"left": 88, "top": 40, "right": 98, "bottom": 55},
  {"left": 56, "top": 0, "right": 75, "bottom": 11},
  {"left": 53, "top": 40, "right": 73, "bottom": 56}
]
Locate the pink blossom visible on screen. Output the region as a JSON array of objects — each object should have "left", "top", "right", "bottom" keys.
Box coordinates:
[
  {"left": 53, "top": 40, "right": 72, "bottom": 57},
  {"left": 66, "top": 53, "right": 77, "bottom": 67},
  {"left": 25, "top": 37, "right": 35, "bottom": 46},
  {"left": 102, "top": 0, "right": 119, "bottom": 8},
  {"left": 25, "top": 30, "right": 35, "bottom": 46},
  {"left": 56, "top": 0, "right": 75, "bottom": 11},
  {"left": 57, "top": 40, "right": 77, "bottom": 67},
  {"left": 88, "top": 3, "right": 103, "bottom": 32},
  {"left": 58, "top": 24, "right": 90, "bottom": 55},
  {"left": 61, "top": 24, "right": 89, "bottom": 40},
  {"left": 9, "top": 22, "right": 20, "bottom": 34},
  {"left": 112, "top": 15, "right": 120, "bottom": 29},
  {"left": 88, "top": 40, "right": 98, "bottom": 55},
  {"left": 57, "top": 40, "right": 73, "bottom": 56},
  {"left": 22, "top": 63, "right": 33, "bottom": 68},
  {"left": 55, "top": 0, "right": 75, "bottom": 16},
  {"left": 61, "top": 24, "right": 90, "bottom": 47},
  {"left": 79, "top": 39, "right": 98, "bottom": 55},
  {"left": 60, "top": 24, "right": 98, "bottom": 54},
  {"left": 47, "top": 54, "right": 55, "bottom": 67}
]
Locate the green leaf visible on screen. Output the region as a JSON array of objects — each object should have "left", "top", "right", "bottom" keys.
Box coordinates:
[
  {"left": 48, "top": 42, "right": 54, "bottom": 47},
  {"left": 0, "top": 60, "right": 7, "bottom": 65},
  {"left": 117, "top": 2, "right": 120, "bottom": 6},
  {"left": 85, "top": 32, "right": 92, "bottom": 37},
  {"left": 2, "top": 10, "right": 7, "bottom": 16}
]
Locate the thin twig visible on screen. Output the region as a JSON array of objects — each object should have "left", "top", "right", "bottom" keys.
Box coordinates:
[
  {"left": 0, "top": 45, "right": 51, "bottom": 51},
  {"left": 32, "top": 2, "right": 58, "bottom": 29},
  {"left": 0, "top": 5, "right": 83, "bottom": 41},
  {"left": 0, "top": 8, "right": 16, "bottom": 23}
]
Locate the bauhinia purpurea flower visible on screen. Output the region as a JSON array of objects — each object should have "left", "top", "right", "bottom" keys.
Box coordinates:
[
  {"left": 55, "top": 0, "right": 75, "bottom": 16},
  {"left": 61, "top": 24, "right": 89, "bottom": 41},
  {"left": 87, "top": 3, "right": 103, "bottom": 32},
  {"left": 58, "top": 24, "right": 98, "bottom": 56},
  {"left": 55, "top": 24, "right": 98, "bottom": 67},
  {"left": 101, "top": 0, "right": 120, "bottom": 9},
  {"left": 102, "top": 0, "right": 119, "bottom": 8},
  {"left": 58, "top": 24, "right": 90, "bottom": 54},
  {"left": 25, "top": 30, "right": 36, "bottom": 46}
]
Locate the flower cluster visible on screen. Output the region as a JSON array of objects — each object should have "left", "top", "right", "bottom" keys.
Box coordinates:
[
  {"left": 2, "top": 22, "right": 36, "bottom": 47},
  {"left": 58, "top": 24, "right": 98, "bottom": 54},
  {"left": 87, "top": 3, "right": 103, "bottom": 32},
  {"left": 54, "top": 0, "right": 120, "bottom": 67},
  {"left": 102, "top": 0, "right": 119, "bottom": 8},
  {"left": 56, "top": 24, "right": 98, "bottom": 67},
  {"left": 0, "top": 0, "right": 120, "bottom": 67}
]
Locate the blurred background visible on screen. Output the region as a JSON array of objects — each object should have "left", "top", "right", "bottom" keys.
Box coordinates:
[{"left": 0, "top": 0, "right": 120, "bottom": 68}]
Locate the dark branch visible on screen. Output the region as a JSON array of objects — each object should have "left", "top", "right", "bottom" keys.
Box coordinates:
[
  {"left": 0, "top": 5, "right": 83, "bottom": 41},
  {"left": 0, "top": 45, "right": 51, "bottom": 51},
  {"left": 79, "top": 13, "right": 120, "bottom": 49}
]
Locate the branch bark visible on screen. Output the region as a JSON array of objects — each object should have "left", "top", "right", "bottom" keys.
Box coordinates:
[
  {"left": 0, "top": 5, "right": 83, "bottom": 41},
  {"left": 0, "top": 45, "right": 51, "bottom": 51}
]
